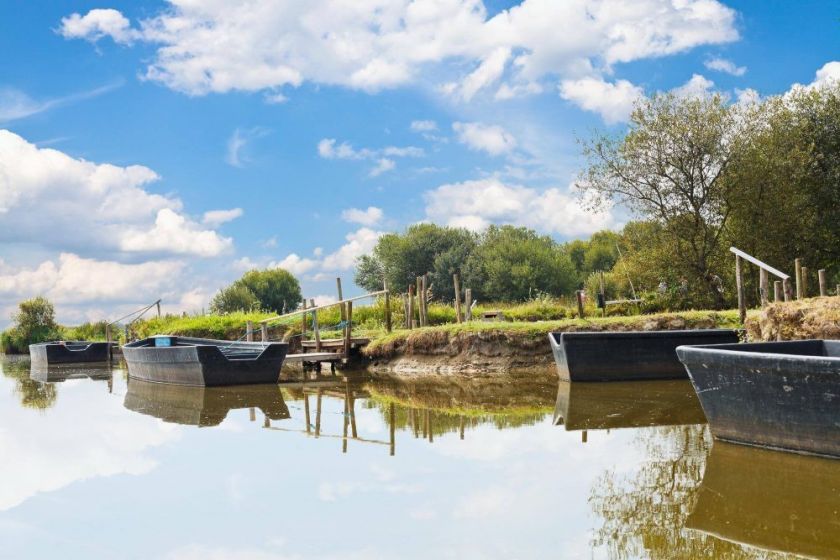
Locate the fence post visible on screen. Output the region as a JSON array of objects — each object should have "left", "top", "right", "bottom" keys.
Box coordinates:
[
  {"left": 773, "top": 280, "right": 782, "bottom": 303},
  {"left": 156, "top": 300, "right": 161, "bottom": 318},
  {"left": 384, "top": 282, "right": 392, "bottom": 333},
  {"left": 421, "top": 275, "right": 428, "bottom": 326},
  {"left": 464, "top": 288, "right": 472, "bottom": 321},
  {"left": 407, "top": 285, "right": 415, "bottom": 329},
  {"left": 795, "top": 258, "right": 803, "bottom": 299},
  {"left": 310, "top": 298, "right": 321, "bottom": 351},
  {"left": 735, "top": 255, "right": 745, "bottom": 324},
  {"left": 818, "top": 269, "right": 827, "bottom": 296},
  {"left": 416, "top": 277, "right": 424, "bottom": 326},
  {"left": 599, "top": 271, "right": 606, "bottom": 317},
  {"left": 759, "top": 268, "right": 769, "bottom": 307},
  {"left": 576, "top": 290, "right": 585, "bottom": 319},
  {"left": 454, "top": 274, "right": 462, "bottom": 323},
  {"left": 802, "top": 266, "right": 809, "bottom": 298},
  {"left": 246, "top": 320, "right": 254, "bottom": 342},
  {"left": 336, "top": 278, "right": 346, "bottom": 321},
  {"left": 783, "top": 278, "right": 792, "bottom": 302},
  {"left": 344, "top": 301, "right": 353, "bottom": 360},
  {"left": 301, "top": 300, "right": 307, "bottom": 337},
  {"left": 261, "top": 323, "right": 268, "bottom": 342}
]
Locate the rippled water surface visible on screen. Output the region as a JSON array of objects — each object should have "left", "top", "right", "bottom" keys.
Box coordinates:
[{"left": 1, "top": 355, "right": 838, "bottom": 559}]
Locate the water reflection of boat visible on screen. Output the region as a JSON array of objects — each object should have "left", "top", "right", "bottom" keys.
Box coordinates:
[
  {"left": 553, "top": 380, "right": 707, "bottom": 430},
  {"left": 123, "top": 336, "right": 288, "bottom": 386},
  {"left": 124, "top": 379, "right": 290, "bottom": 427},
  {"left": 687, "top": 442, "right": 840, "bottom": 559},
  {"left": 30, "top": 365, "right": 113, "bottom": 383},
  {"left": 29, "top": 341, "right": 114, "bottom": 367},
  {"left": 677, "top": 340, "right": 840, "bottom": 457},
  {"left": 548, "top": 330, "right": 739, "bottom": 381}
]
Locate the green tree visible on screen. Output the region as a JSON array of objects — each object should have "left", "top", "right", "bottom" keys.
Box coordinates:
[
  {"left": 464, "top": 225, "right": 577, "bottom": 301},
  {"left": 356, "top": 224, "right": 478, "bottom": 299},
  {"left": 579, "top": 93, "right": 757, "bottom": 308},
  {"left": 209, "top": 284, "right": 260, "bottom": 314},
  {"left": 1, "top": 297, "right": 62, "bottom": 353},
  {"left": 235, "top": 268, "right": 301, "bottom": 314}
]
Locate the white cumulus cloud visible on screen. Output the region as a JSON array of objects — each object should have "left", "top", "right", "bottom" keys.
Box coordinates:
[
  {"left": 60, "top": 1, "right": 739, "bottom": 98},
  {"left": 559, "top": 77, "right": 643, "bottom": 124},
  {"left": 341, "top": 207, "right": 384, "bottom": 226},
  {"left": 452, "top": 122, "right": 516, "bottom": 156},
  {"left": 704, "top": 57, "right": 746, "bottom": 76},
  {"left": 671, "top": 73, "right": 715, "bottom": 99},
  {"left": 0, "top": 129, "right": 232, "bottom": 258},
  {"left": 424, "top": 178, "right": 614, "bottom": 237}
]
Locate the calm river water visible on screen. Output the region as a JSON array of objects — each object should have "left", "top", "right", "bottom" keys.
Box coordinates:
[{"left": 1, "top": 355, "right": 838, "bottom": 559}]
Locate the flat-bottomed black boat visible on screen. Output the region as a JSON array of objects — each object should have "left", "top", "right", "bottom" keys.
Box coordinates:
[
  {"left": 677, "top": 339, "right": 840, "bottom": 457},
  {"left": 548, "top": 329, "right": 740, "bottom": 381},
  {"left": 29, "top": 341, "right": 114, "bottom": 368},
  {"left": 123, "top": 336, "right": 288, "bottom": 387}
]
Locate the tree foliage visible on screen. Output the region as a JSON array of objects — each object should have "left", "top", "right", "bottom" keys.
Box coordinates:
[
  {"left": 1, "top": 296, "right": 62, "bottom": 353},
  {"left": 210, "top": 268, "right": 301, "bottom": 315},
  {"left": 464, "top": 226, "right": 577, "bottom": 301}
]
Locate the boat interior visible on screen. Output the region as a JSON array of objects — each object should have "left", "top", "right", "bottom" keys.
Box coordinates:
[
  {"left": 129, "top": 336, "right": 275, "bottom": 361},
  {"left": 693, "top": 339, "right": 840, "bottom": 357}
]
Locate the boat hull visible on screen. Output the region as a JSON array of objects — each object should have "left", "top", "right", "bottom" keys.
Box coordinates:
[
  {"left": 29, "top": 341, "right": 113, "bottom": 368},
  {"left": 123, "top": 337, "right": 288, "bottom": 387},
  {"left": 549, "top": 329, "right": 740, "bottom": 382},
  {"left": 677, "top": 340, "right": 840, "bottom": 457}
]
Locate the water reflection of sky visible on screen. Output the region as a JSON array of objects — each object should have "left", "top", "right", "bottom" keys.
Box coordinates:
[{"left": 0, "top": 356, "right": 835, "bottom": 560}]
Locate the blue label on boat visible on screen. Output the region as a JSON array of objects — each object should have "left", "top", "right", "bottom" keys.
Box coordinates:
[{"left": 155, "top": 337, "right": 172, "bottom": 347}]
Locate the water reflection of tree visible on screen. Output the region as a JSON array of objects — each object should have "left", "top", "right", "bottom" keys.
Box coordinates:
[
  {"left": 589, "top": 425, "right": 789, "bottom": 559},
  {"left": 1, "top": 359, "right": 57, "bottom": 410}
]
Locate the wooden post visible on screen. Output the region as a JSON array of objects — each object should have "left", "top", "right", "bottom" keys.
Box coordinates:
[
  {"left": 802, "top": 266, "right": 809, "bottom": 298},
  {"left": 599, "top": 271, "right": 606, "bottom": 317},
  {"left": 156, "top": 300, "right": 161, "bottom": 318},
  {"left": 310, "top": 298, "right": 321, "bottom": 351},
  {"left": 773, "top": 280, "right": 782, "bottom": 303},
  {"left": 342, "top": 392, "right": 349, "bottom": 454},
  {"left": 464, "top": 288, "right": 472, "bottom": 321},
  {"left": 783, "top": 278, "right": 792, "bottom": 302},
  {"left": 249, "top": 407, "right": 256, "bottom": 422},
  {"left": 389, "top": 403, "right": 395, "bottom": 456},
  {"left": 416, "top": 277, "right": 424, "bottom": 326},
  {"left": 402, "top": 294, "right": 410, "bottom": 329},
  {"left": 343, "top": 301, "right": 353, "bottom": 359},
  {"left": 818, "top": 269, "right": 827, "bottom": 296},
  {"left": 261, "top": 323, "right": 268, "bottom": 342},
  {"left": 575, "top": 290, "right": 585, "bottom": 319},
  {"left": 795, "top": 258, "right": 803, "bottom": 299},
  {"left": 582, "top": 430, "right": 588, "bottom": 443},
  {"left": 384, "top": 283, "right": 392, "bottom": 333},
  {"left": 735, "top": 255, "right": 746, "bottom": 324},
  {"left": 105, "top": 324, "right": 112, "bottom": 361},
  {"left": 301, "top": 300, "right": 307, "bottom": 336},
  {"left": 759, "top": 268, "right": 769, "bottom": 307},
  {"left": 315, "top": 390, "right": 322, "bottom": 437},
  {"left": 837, "top": 284, "right": 840, "bottom": 297},
  {"left": 407, "top": 285, "right": 415, "bottom": 330},
  {"left": 246, "top": 320, "right": 254, "bottom": 342},
  {"left": 304, "top": 395, "right": 311, "bottom": 434},
  {"left": 422, "top": 274, "right": 429, "bottom": 325},
  {"left": 454, "top": 274, "right": 462, "bottom": 323},
  {"left": 336, "top": 278, "right": 346, "bottom": 321}
]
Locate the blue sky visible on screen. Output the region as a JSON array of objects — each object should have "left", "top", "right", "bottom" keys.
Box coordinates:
[{"left": 0, "top": 0, "right": 837, "bottom": 326}]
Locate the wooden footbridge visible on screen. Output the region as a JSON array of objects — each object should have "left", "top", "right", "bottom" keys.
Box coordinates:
[{"left": 244, "top": 286, "right": 392, "bottom": 372}]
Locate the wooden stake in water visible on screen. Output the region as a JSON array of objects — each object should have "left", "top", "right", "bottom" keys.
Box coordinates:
[
  {"left": 759, "top": 268, "right": 769, "bottom": 306},
  {"left": 336, "top": 277, "right": 346, "bottom": 321},
  {"left": 310, "top": 298, "right": 321, "bottom": 352},
  {"left": 576, "top": 290, "right": 585, "bottom": 319},
  {"left": 261, "top": 323, "right": 268, "bottom": 342},
  {"left": 343, "top": 301, "right": 353, "bottom": 359},
  {"left": 246, "top": 320, "right": 254, "bottom": 342},
  {"left": 773, "top": 280, "right": 782, "bottom": 302},
  {"left": 818, "top": 269, "right": 827, "bottom": 297}
]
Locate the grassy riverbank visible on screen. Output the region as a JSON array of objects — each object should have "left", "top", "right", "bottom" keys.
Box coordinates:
[{"left": 365, "top": 309, "right": 744, "bottom": 359}]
